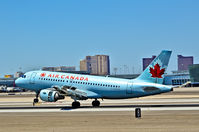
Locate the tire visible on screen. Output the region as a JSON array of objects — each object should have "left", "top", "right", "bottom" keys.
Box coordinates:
[
  {"left": 34, "top": 98, "right": 39, "bottom": 103},
  {"left": 92, "top": 100, "right": 100, "bottom": 107},
  {"left": 72, "top": 101, "right": 80, "bottom": 108}
]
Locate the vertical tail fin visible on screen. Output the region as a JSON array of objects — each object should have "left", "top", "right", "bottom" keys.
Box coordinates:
[{"left": 136, "top": 50, "right": 172, "bottom": 84}]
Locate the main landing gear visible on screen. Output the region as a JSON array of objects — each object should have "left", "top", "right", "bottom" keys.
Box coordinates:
[
  {"left": 92, "top": 99, "right": 100, "bottom": 107},
  {"left": 33, "top": 92, "right": 39, "bottom": 106},
  {"left": 71, "top": 99, "right": 101, "bottom": 108},
  {"left": 72, "top": 101, "right": 80, "bottom": 108}
]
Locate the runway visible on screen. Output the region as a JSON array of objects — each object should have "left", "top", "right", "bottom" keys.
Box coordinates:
[
  {"left": 1, "top": 105, "right": 199, "bottom": 113},
  {"left": 0, "top": 90, "right": 199, "bottom": 112}
]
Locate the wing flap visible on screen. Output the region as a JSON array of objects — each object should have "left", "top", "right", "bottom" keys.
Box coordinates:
[{"left": 51, "top": 85, "right": 101, "bottom": 100}]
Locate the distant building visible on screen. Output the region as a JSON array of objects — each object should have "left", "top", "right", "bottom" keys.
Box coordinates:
[
  {"left": 4, "top": 75, "right": 14, "bottom": 78},
  {"left": 80, "top": 58, "right": 90, "bottom": 72},
  {"left": 178, "top": 55, "right": 193, "bottom": 71},
  {"left": 142, "top": 55, "right": 156, "bottom": 71},
  {"left": 55, "top": 66, "right": 76, "bottom": 72},
  {"left": 80, "top": 55, "right": 110, "bottom": 75},
  {"left": 189, "top": 64, "right": 199, "bottom": 82},
  {"left": 172, "top": 70, "right": 189, "bottom": 75},
  {"left": 0, "top": 78, "right": 15, "bottom": 87},
  {"left": 42, "top": 66, "right": 76, "bottom": 72},
  {"left": 164, "top": 74, "right": 190, "bottom": 85},
  {"left": 42, "top": 67, "right": 56, "bottom": 71}
]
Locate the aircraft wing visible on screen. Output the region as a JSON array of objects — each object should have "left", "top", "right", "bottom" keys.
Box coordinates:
[{"left": 51, "top": 85, "right": 102, "bottom": 100}]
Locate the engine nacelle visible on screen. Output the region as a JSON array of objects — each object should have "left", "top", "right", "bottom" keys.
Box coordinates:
[{"left": 39, "top": 89, "right": 65, "bottom": 102}]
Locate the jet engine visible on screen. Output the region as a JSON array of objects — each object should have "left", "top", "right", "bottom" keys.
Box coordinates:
[{"left": 39, "top": 89, "right": 65, "bottom": 102}]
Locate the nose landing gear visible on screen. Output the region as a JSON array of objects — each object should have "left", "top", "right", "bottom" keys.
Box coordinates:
[
  {"left": 33, "top": 92, "right": 39, "bottom": 106},
  {"left": 33, "top": 98, "right": 39, "bottom": 103}
]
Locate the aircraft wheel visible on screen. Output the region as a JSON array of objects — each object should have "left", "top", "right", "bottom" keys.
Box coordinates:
[
  {"left": 72, "top": 101, "right": 80, "bottom": 108},
  {"left": 33, "top": 92, "right": 39, "bottom": 105},
  {"left": 92, "top": 100, "right": 100, "bottom": 107},
  {"left": 34, "top": 98, "right": 39, "bottom": 103},
  {"left": 33, "top": 98, "right": 39, "bottom": 106}
]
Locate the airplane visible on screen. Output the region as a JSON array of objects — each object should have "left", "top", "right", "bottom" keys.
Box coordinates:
[{"left": 15, "top": 50, "right": 173, "bottom": 108}]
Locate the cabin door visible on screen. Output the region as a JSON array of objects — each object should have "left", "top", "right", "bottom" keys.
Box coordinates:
[
  {"left": 126, "top": 82, "right": 133, "bottom": 94},
  {"left": 30, "top": 72, "right": 37, "bottom": 84}
]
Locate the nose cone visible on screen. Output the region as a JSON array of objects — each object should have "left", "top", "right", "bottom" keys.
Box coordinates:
[{"left": 15, "top": 78, "right": 23, "bottom": 88}]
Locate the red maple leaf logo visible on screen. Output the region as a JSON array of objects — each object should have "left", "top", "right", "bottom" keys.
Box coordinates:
[
  {"left": 40, "top": 73, "right": 46, "bottom": 77},
  {"left": 149, "top": 63, "right": 165, "bottom": 78}
]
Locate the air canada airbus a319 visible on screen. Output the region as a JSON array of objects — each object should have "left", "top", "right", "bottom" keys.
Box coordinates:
[{"left": 15, "top": 50, "right": 173, "bottom": 108}]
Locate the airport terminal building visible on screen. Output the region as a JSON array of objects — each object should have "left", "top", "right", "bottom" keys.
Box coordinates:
[
  {"left": 0, "top": 78, "right": 15, "bottom": 87},
  {"left": 163, "top": 74, "right": 190, "bottom": 85}
]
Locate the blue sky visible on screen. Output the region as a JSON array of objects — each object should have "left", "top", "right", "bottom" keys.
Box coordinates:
[{"left": 0, "top": 0, "right": 199, "bottom": 76}]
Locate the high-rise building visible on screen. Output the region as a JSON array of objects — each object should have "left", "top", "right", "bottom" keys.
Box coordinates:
[
  {"left": 142, "top": 56, "right": 156, "bottom": 71},
  {"left": 80, "top": 55, "right": 110, "bottom": 75},
  {"left": 178, "top": 55, "right": 193, "bottom": 71}
]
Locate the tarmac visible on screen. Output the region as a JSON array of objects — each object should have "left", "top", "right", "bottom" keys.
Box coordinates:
[{"left": 0, "top": 87, "right": 199, "bottom": 132}]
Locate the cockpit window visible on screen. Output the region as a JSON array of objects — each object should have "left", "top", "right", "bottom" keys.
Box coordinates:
[{"left": 21, "top": 75, "right": 26, "bottom": 78}]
